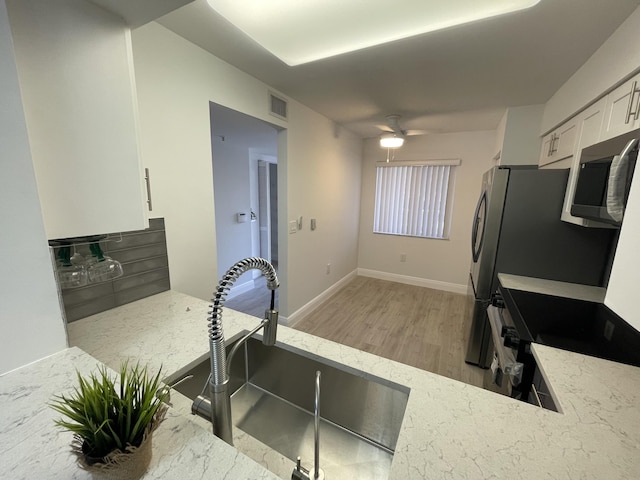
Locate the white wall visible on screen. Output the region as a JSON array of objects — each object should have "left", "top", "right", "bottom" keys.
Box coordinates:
[
  {"left": 357, "top": 131, "right": 496, "bottom": 293},
  {"left": 132, "top": 23, "right": 362, "bottom": 317},
  {"left": 499, "top": 105, "right": 544, "bottom": 165},
  {"left": 542, "top": 6, "right": 640, "bottom": 134},
  {"left": 605, "top": 167, "right": 640, "bottom": 329},
  {"left": 285, "top": 117, "right": 362, "bottom": 317},
  {"left": 0, "top": 0, "right": 67, "bottom": 375},
  {"left": 132, "top": 23, "right": 284, "bottom": 303}
]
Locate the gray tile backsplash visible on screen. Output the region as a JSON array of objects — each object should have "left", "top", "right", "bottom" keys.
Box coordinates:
[{"left": 56, "top": 218, "right": 170, "bottom": 322}]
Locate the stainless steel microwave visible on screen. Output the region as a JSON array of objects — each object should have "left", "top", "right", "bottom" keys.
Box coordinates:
[{"left": 571, "top": 131, "right": 639, "bottom": 226}]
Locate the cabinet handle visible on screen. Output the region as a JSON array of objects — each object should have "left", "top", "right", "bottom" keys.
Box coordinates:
[
  {"left": 548, "top": 133, "right": 559, "bottom": 157},
  {"left": 144, "top": 168, "right": 153, "bottom": 211},
  {"left": 547, "top": 135, "right": 554, "bottom": 157},
  {"left": 625, "top": 81, "right": 640, "bottom": 124}
]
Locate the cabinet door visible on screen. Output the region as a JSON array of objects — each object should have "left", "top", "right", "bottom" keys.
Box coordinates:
[
  {"left": 8, "top": 0, "right": 148, "bottom": 239},
  {"left": 601, "top": 73, "right": 640, "bottom": 141},
  {"left": 539, "top": 119, "right": 577, "bottom": 167},
  {"left": 559, "top": 98, "right": 611, "bottom": 227},
  {"left": 540, "top": 134, "right": 555, "bottom": 165},
  {"left": 577, "top": 98, "right": 606, "bottom": 150}
]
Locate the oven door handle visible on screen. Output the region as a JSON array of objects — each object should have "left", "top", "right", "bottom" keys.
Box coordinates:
[
  {"left": 530, "top": 383, "right": 543, "bottom": 408},
  {"left": 487, "top": 306, "right": 524, "bottom": 386}
]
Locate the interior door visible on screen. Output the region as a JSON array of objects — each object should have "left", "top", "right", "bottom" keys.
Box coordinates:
[{"left": 258, "top": 161, "right": 271, "bottom": 262}]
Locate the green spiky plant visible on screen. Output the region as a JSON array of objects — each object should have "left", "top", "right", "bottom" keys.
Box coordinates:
[{"left": 51, "top": 361, "right": 168, "bottom": 461}]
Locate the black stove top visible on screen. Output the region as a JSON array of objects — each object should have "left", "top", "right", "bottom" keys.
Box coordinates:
[{"left": 500, "top": 287, "right": 640, "bottom": 368}]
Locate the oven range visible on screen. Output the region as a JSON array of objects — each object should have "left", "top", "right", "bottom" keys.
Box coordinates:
[
  {"left": 484, "top": 293, "right": 551, "bottom": 409},
  {"left": 484, "top": 285, "right": 640, "bottom": 411}
]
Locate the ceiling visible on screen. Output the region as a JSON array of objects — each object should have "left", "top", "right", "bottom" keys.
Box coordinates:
[
  {"left": 88, "top": 0, "right": 193, "bottom": 28},
  {"left": 154, "top": 0, "right": 640, "bottom": 139}
]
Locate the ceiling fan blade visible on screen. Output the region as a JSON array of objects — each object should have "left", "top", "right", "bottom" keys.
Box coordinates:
[
  {"left": 405, "top": 129, "right": 431, "bottom": 136},
  {"left": 375, "top": 124, "right": 394, "bottom": 133}
]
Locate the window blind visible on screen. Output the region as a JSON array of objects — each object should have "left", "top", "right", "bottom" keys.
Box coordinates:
[{"left": 374, "top": 164, "right": 453, "bottom": 239}]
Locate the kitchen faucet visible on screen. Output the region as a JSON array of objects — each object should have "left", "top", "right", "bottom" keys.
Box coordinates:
[{"left": 195, "top": 257, "right": 279, "bottom": 445}]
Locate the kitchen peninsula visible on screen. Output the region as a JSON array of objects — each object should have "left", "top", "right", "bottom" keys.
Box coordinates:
[{"left": 2, "top": 290, "right": 639, "bottom": 479}]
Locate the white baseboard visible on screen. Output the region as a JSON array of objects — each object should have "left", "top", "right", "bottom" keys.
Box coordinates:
[
  {"left": 280, "top": 269, "right": 466, "bottom": 327},
  {"left": 357, "top": 268, "right": 467, "bottom": 295},
  {"left": 282, "top": 270, "right": 358, "bottom": 327},
  {"left": 224, "top": 279, "right": 256, "bottom": 300}
]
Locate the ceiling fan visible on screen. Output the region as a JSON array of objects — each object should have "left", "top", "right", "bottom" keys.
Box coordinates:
[
  {"left": 376, "top": 114, "right": 429, "bottom": 147},
  {"left": 376, "top": 114, "right": 429, "bottom": 161}
]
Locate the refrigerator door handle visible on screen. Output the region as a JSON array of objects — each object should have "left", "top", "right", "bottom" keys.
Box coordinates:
[{"left": 471, "top": 190, "right": 487, "bottom": 262}]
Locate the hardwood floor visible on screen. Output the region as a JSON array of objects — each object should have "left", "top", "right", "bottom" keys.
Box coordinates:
[
  {"left": 225, "top": 275, "right": 277, "bottom": 319},
  {"left": 227, "top": 275, "right": 484, "bottom": 388}
]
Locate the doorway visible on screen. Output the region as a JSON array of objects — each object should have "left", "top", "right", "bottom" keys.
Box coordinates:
[{"left": 210, "top": 102, "right": 280, "bottom": 300}]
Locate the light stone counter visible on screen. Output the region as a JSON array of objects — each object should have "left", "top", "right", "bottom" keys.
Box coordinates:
[
  {"left": 0, "top": 347, "right": 279, "bottom": 480},
  {"left": 3, "top": 290, "right": 639, "bottom": 479},
  {"left": 498, "top": 273, "right": 606, "bottom": 303}
]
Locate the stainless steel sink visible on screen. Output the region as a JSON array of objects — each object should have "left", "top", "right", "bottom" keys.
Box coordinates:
[{"left": 165, "top": 333, "right": 409, "bottom": 479}]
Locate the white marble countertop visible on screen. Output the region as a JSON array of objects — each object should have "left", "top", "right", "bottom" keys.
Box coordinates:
[
  {"left": 0, "top": 347, "right": 279, "bottom": 480},
  {"left": 3, "top": 290, "right": 640, "bottom": 479},
  {"left": 498, "top": 273, "right": 606, "bottom": 303}
]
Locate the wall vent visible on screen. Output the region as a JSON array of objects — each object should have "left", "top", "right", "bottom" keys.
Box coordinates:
[{"left": 269, "top": 92, "right": 288, "bottom": 121}]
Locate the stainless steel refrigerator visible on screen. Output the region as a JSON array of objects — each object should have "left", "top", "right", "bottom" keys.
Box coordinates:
[{"left": 465, "top": 166, "right": 616, "bottom": 368}]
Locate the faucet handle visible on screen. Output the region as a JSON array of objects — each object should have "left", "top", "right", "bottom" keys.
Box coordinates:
[
  {"left": 291, "top": 456, "right": 309, "bottom": 480},
  {"left": 157, "top": 374, "right": 195, "bottom": 407}
]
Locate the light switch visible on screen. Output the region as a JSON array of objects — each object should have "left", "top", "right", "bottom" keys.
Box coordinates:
[
  {"left": 289, "top": 220, "right": 297, "bottom": 234},
  {"left": 310, "top": 218, "right": 317, "bottom": 230}
]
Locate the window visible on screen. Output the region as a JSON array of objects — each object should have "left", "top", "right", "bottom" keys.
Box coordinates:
[{"left": 373, "top": 160, "right": 459, "bottom": 239}]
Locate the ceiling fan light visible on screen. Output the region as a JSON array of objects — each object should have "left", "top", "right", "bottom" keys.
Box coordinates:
[{"left": 380, "top": 134, "right": 404, "bottom": 148}]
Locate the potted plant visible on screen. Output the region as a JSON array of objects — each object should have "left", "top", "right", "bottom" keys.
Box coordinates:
[{"left": 51, "top": 361, "right": 168, "bottom": 480}]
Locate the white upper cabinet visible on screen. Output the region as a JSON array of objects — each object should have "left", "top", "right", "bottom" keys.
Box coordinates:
[
  {"left": 576, "top": 98, "right": 607, "bottom": 150},
  {"left": 539, "top": 119, "right": 578, "bottom": 167},
  {"left": 601, "top": 72, "right": 640, "bottom": 141},
  {"left": 7, "top": 0, "right": 148, "bottom": 240}
]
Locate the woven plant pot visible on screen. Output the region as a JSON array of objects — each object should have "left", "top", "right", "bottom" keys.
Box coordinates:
[{"left": 71, "top": 406, "right": 166, "bottom": 480}]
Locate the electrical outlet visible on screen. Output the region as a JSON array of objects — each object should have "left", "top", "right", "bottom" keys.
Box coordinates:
[
  {"left": 400, "top": 253, "right": 407, "bottom": 262},
  {"left": 604, "top": 320, "right": 615, "bottom": 341},
  {"left": 326, "top": 263, "right": 331, "bottom": 274}
]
